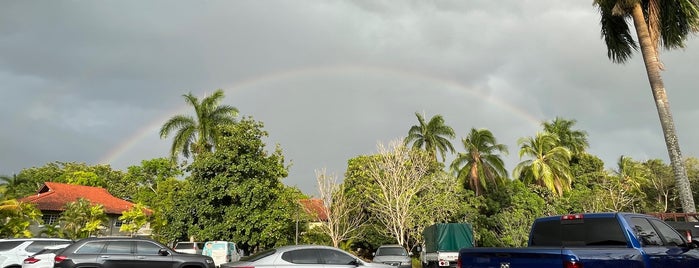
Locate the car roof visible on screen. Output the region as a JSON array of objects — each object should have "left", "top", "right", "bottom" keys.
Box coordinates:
[{"left": 0, "top": 238, "right": 71, "bottom": 241}]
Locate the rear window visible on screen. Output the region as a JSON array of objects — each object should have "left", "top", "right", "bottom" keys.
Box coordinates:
[
  {"left": 0, "top": 241, "right": 24, "bottom": 251},
  {"left": 377, "top": 247, "right": 407, "bottom": 256},
  {"left": 530, "top": 217, "right": 628, "bottom": 247},
  {"left": 241, "top": 249, "right": 276, "bottom": 262}
]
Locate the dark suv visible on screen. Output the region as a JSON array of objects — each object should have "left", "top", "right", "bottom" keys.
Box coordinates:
[{"left": 54, "top": 237, "right": 215, "bottom": 268}]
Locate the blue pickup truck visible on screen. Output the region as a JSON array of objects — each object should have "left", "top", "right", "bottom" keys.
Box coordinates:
[{"left": 458, "top": 212, "right": 699, "bottom": 268}]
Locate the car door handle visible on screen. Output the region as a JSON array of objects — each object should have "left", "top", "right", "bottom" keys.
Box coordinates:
[
  {"left": 100, "top": 256, "right": 111, "bottom": 259},
  {"left": 137, "top": 256, "right": 147, "bottom": 259}
]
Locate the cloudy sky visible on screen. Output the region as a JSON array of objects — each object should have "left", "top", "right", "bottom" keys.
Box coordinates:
[{"left": 1, "top": 1, "right": 698, "bottom": 196}]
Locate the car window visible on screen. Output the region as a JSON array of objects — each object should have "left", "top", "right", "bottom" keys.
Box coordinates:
[
  {"left": 651, "top": 219, "right": 686, "bottom": 246},
  {"left": 197, "top": 242, "right": 205, "bottom": 249},
  {"left": 241, "top": 249, "right": 275, "bottom": 262},
  {"left": 136, "top": 241, "right": 162, "bottom": 255},
  {"left": 282, "top": 248, "right": 320, "bottom": 264},
  {"left": 76, "top": 241, "right": 108, "bottom": 254},
  {"left": 319, "top": 248, "right": 355, "bottom": 265},
  {"left": 0, "top": 241, "right": 24, "bottom": 251},
  {"left": 26, "top": 241, "right": 63, "bottom": 253},
  {"left": 631, "top": 217, "right": 664, "bottom": 246},
  {"left": 175, "top": 242, "right": 193, "bottom": 249},
  {"left": 104, "top": 241, "right": 132, "bottom": 254}
]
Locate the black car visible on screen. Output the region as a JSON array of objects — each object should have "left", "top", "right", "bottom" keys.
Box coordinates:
[{"left": 54, "top": 237, "right": 215, "bottom": 268}]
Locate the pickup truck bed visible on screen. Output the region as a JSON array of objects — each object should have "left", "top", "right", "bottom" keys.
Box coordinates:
[{"left": 458, "top": 213, "right": 699, "bottom": 268}]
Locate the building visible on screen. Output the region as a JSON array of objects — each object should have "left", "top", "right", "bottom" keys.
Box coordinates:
[
  {"left": 19, "top": 182, "right": 150, "bottom": 237},
  {"left": 299, "top": 198, "right": 328, "bottom": 229}
]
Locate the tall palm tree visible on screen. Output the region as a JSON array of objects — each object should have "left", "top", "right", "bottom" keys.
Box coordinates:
[
  {"left": 404, "top": 112, "right": 455, "bottom": 162},
  {"left": 542, "top": 117, "right": 589, "bottom": 156},
  {"left": 160, "top": 89, "right": 239, "bottom": 162},
  {"left": 593, "top": 0, "right": 698, "bottom": 212},
  {"left": 450, "top": 128, "right": 509, "bottom": 196},
  {"left": 513, "top": 132, "right": 573, "bottom": 197}
]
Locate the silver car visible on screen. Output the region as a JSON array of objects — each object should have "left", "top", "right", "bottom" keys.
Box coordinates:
[
  {"left": 372, "top": 245, "right": 412, "bottom": 268},
  {"left": 221, "top": 245, "right": 393, "bottom": 268}
]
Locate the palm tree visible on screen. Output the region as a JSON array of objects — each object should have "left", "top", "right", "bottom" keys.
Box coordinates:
[
  {"left": 593, "top": 0, "right": 698, "bottom": 212},
  {"left": 513, "top": 132, "right": 573, "bottom": 197},
  {"left": 404, "top": 112, "right": 455, "bottom": 162},
  {"left": 160, "top": 89, "right": 239, "bottom": 162},
  {"left": 450, "top": 128, "right": 509, "bottom": 196},
  {"left": 542, "top": 117, "right": 589, "bottom": 156}
]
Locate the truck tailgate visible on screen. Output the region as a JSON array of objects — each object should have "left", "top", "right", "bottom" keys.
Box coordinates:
[{"left": 458, "top": 248, "right": 570, "bottom": 268}]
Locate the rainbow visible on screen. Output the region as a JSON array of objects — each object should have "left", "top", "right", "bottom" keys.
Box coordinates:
[{"left": 98, "top": 64, "right": 543, "bottom": 166}]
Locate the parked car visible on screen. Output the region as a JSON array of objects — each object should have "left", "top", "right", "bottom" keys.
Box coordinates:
[
  {"left": 174, "top": 241, "right": 206, "bottom": 254},
  {"left": 373, "top": 244, "right": 412, "bottom": 268},
  {"left": 220, "top": 244, "right": 393, "bottom": 268},
  {"left": 202, "top": 241, "right": 242, "bottom": 267},
  {"left": 0, "top": 238, "right": 72, "bottom": 268},
  {"left": 53, "top": 237, "right": 215, "bottom": 268},
  {"left": 22, "top": 244, "right": 70, "bottom": 268}
]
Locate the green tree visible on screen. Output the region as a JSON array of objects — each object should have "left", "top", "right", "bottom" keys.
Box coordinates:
[
  {"left": 119, "top": 203, "right": 150, "bottom": 237},
  {"left": 450, "top": 128, "right": 509, "bottom": 196},
  {"left": 613, "top": 156, "right": 650, "bottom": 212},
  {"left": 159, "top": 89, "right": 239, "bottom": 162},
  {"left": 59, "top": 198, "right": 107, "bottom": 239},
  {"left": 404, "top": 112, "right": 455, "bottom": 162},
  {"left": 185, "top": 118, "right": 298, "bottom": 254},
  {"left": 593, "top": 0, "right": 699, "bottom": 213},
  {"left": 513, "top": 133, "right": 573, "bottom": 197},
  {"left": 542, "top": 117, "right": 589, "bottom": 156},
  {"left": 10, "top": 162, "right": 124, "bottom": 199},
  {"left": 643, "top": 159, "right": 676, "bottom": 212},
  {"left": 65, "top": 171, "right": 104, "bottom": 187},
  {"left": 0, "top": 199, "right": 42, "bottom": 238}
]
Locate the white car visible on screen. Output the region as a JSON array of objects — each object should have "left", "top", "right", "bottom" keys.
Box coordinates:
[
  {"left": 0, "top": 238, "right": 72, "bottom": 268},
  {"left": 221, "top": 245, "right": 393, "bottom": 268},
  {"left": 22, "top": 244, "right": 70, "bottom": 268}
]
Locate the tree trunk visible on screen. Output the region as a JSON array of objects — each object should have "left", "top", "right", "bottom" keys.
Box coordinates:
[{"left": 631, "top": 4, "right": 696, "bottom": 213}]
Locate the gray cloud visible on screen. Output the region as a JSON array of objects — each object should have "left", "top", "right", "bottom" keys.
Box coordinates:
[{"left": 1, "top": 0, "right": 697, "bottom": 195}]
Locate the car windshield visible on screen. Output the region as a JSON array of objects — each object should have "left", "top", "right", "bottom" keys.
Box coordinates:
[
  {"left": 377, "top": 247, "right": 407, "bottom": 256},
  {"left": 175, "top": 243, "right": 193, "bottom": 249}
]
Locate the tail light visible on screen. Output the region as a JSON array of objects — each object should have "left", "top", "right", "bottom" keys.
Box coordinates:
[
  {"left": 561, "top": 214, "right": 584, "bottom": 220},
  {"left": 456, "top": 257, "right": 461, "bottom": 268},
  {"left": 24, "top": 257, "right": 40, "bottom": 264},
  {"left": 55, "top": 255, "right": 67, "bottom": 264},
  {"left": 564, "top": 260, "right": 582, "bottom": 268}
]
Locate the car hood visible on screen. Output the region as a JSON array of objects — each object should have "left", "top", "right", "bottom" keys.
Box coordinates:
[{"left": 373, "top": 255, "right": 411, "bottom": 263}]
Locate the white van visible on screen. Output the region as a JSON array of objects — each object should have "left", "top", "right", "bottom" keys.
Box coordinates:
[{"left": 202, "top": 241, "right": 241, "bottom": 267}]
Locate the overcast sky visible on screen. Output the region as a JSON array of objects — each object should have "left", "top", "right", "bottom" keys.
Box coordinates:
[{"left": 1, "top": 1, "right": 698, "bottom": 196}]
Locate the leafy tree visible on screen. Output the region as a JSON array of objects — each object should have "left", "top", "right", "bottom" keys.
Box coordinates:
[
  {"left": 65, "top": 171, "right": 104, "bottom": 187},
  {"left": 450, "top": 128, "right": 509, "bottom": 196},
  {"left": 514, "top": 133, "right": 573, "bottom": 197},
  {"left": 612, "top": 156, "right": 650, "bottom": 212},
  {"left": 159, "top": 89, "right": 239, "bottom": 162},
  {"left": 119, "top": 203, "right": 150, "bottom": 237},
  {"left": 151, "top": 178, "right": 191, "bottom": 244},
  {"left": 404, "top": 112, "right": 455, "bottom": 162},
  {"left": 569, "top": 153, "right": 607, "bottom": 189},
  {"left": 542, "top": 117, "right": 589, "bottom": 156},
  {"left": 59, "top": 198, "right": 107, "bottom": 239},
  {"left": 593, "top": 0, "right": 699, "bottom": 213},
  {"left": 123, "top": 158, "right": 184, "bottom": 205},
  {"left": 0, "top": 174, "right": 27, "bottom": 200},
  {"left": 185, "top": 118, "right": 299, "bottom": 254},
  {"left": 0, "top": 199, "right": 42, "bottom": 238},
  {"left": 643, "top": 159, "right": 676, "bottom": 212}
]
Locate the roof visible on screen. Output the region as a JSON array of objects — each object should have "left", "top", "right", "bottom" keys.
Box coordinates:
[
  {"left": 18, "top": 182, "right": 139, "bottom": 215},
  {"left": 299, "top": 198, "right": 328, "bottom": 221}
]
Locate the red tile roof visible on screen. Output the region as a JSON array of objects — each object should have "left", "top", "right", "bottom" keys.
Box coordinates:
[
  {"left": 299, "top": 198, "right": 328, "bottom": 221},
  {"left": 19, "top": 182, "right": 138, "bottom": 215}
]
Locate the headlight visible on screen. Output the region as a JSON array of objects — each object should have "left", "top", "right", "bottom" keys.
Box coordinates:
[{"left": 402, "top": 261, "right": 411, "bottom": 265}]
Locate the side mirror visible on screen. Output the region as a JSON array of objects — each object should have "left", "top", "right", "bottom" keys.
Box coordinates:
[
  {"left": 688, "top": 240, "right": 699, "bottom": 249},
  {"left": 350, "top": 258, "right": 361, "bottom": 267},
  {"left": 158, "top": 248, "right": 170, "bottom": 256}
]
